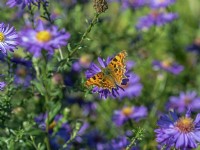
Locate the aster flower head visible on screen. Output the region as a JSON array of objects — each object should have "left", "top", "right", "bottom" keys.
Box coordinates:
[
  {"left": 112, "top": 106, "right": 147, "bottom": 126},
  {"left": 0, "top": 82, "right": 6, "bottom": 91},
  {"left": 149, "top": 0, "right": 176, "bottom": 9},
  {"left": 19, "top": 20, "right": 70, "bottom": 57},
  {"left": 0, "top": 23, "right": 18, "bottom": 55},
  {"left": 152, "top": 59, "right": 184, "bottom": 75},
  {"left": 136, "top": 11, "right": 178, "bottom": 31},
  {"left": 117, "top": 73, "right": 142, "bottom": 99},
  {"left": 84, "top": 129, "right": 108, "bottom": 150},
  {"left": 167, "top": 91, "right": 200, "bottom": 113},
  {"left": 121, "top": 0, "right": 147, "bottom": 10},
  {"left": 108, "top": 136, "right": 139, "bottom": 150},
  {"left": 186, "top": 38, "right": 200, "bottom": 54},
  {"left": 6, "top": 0, "right": 44, "bottom": 9},
  {"left": 117, "top": 61, "right": 142, "bottom": 99},
  {"left": 35, "top": 113, "right": 71, "bottom": 149},
  {"left": 11, "top": 56, "right": 33, "bottom": 87},
  {"left": 155, "top": 110, "right": 200, "bottom": 149},
  {"left": 85, "top": 52, "right": 129, "bottom": 99}
]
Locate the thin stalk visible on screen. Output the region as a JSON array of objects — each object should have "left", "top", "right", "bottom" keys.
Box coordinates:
[{"left": 69, "top": 13, "right": 100, "bottom": 57}]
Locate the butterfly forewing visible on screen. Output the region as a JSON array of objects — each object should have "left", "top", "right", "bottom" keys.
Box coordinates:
[{"left": 107, "top": 50, "right": 127, "bottom": 85}]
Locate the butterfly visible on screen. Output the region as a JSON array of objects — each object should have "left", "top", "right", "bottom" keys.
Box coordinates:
[{"left": 85, "top": 50, "right": 128, "bottom": 91}]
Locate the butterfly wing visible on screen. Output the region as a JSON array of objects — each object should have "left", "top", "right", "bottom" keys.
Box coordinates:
[
  {"left": 85, "top": 72, "right": 116, "bottom": 91},
  {"left": 107, "top": 50, "right": 127, "bottom": 85}
]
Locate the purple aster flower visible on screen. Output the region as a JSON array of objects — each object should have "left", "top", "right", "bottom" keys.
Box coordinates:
[
  {"left": 0, "top": 81, "right": 6, "bottom": 91},
  {"left": 35, "top": 113, "right": 71, "bottom": 149},
  {"left": 149, "top": 0, "right": 176, "bottom": 9},
  {"left": 117, "top": 73, "right": 142, "bottom": 99},
  {"left": 19, "top": 20, "right": 70, "bottom": 57},
  {"left": 11, "top": 56, "right": 33, "bottom": 87},
  {"left": 84, "top": 129, "right": 108, "bottom": 150},
  {"left": 155, "top": 110, "right": 200, "bottom": 149},
  {"left": 121, "top": 0, "right": 147, "bottom": 9},
  {"left": 50, "top": 124, "right": 71, "bottom": 150},
  {"left": 112, "top": 106, "right": 147, "bottom": 126},
  {"left": 0, "top": 23, "right": 18, "bottom": 55},
  {"left": 6, "top": 0, "right": 44, "bottom": 9},
  {"left": 85, "top": 55, "right": 129, "bottom": 99},
  {"left": 186, "top": 38, "right": 200, "bottom": 54},
  {"left": 108, "top": 136, "right": 139, "bottom": 150},
  {"left": 152, "top": 59, "right": 184, "bottom": 75},
  {"left": 167, "top": 91, "right": 200, "bottom": 113},
  {"left": 136, "top": 11, "right": 178, "bottom": 31}
]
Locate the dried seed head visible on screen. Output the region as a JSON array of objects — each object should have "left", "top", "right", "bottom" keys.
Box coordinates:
[{"left": 93, "top": 0, "right": 108, "bottom": 14}]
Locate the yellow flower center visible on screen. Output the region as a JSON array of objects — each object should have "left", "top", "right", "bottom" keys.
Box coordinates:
[
  {"left": 159, "top": 0, "right": 165, "bottom": 3},
  {"left": 16, "top": 68, "right": 27, "bottom": 78},
  {"left": 122, "top": 107, "right": 133, "bottom": 116},
  {"left": 161, "top": 60, "right": 172, "bottom": 68},
  {"left": 36, "top": 30, "right": 52, "bottom": 42},
  {"left": 0, "top": 32, "right": 5, "bottom": 42},
  {"left": 151, "top": 10, "right": 159, "bottom": 19},
  {"left": 194, "top": 38, "right": 200, "bottom": 46},
  {"left": 56, "top": 136, "right": 65, "bottom": 145},
  {"left": 184, "top": 96, "right": 191, "bottom": 105},
  {"left": 175, "top": 117, "right": 194, "bottom": 133}
]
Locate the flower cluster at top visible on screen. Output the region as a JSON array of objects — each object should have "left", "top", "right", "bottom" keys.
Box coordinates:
[{"left": 110, "top": 0, "right": 178, "bottom": 30}]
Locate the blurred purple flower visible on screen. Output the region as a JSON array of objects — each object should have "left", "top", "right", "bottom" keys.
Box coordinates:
[
  {"left": 0, "top": 23, "right": 18, "bottom": 55},
  {"left": 121, "top": 0, "right": 147, "bottom": 9},
  {"left": 186, "top": 38, "right": 200, "bottom": 54},
  {"left": 6, "top": 0, "right": 44, "bottom": 9},
  {"left": 11, "top": 57, "right": 33, "bottom": 87},
  {"left": 35, "top": 114, "right": 71, "bottom": 149},
  {"left": 85, "top": 57, "right": 129, "bottom": 99},
  {"left": 6, "top": 0, "right": 39, "bottom": 9},
  {"left": 152, "top": 59, "right": 184, "bottom": 75},
  {"left": 167, "top": 91, "right": 200, "bottom": 113},
  {"left": 136, "top": 11, "right": 178, "bottom": 31},
  {"left": 155, "top": 110, "right": 200, "bottom": 149},
  {"left": 19, "top": 20, "right": 70, "bottom": 57},
  {"left": 108, "top": 136, "right": 139, "bottom": 150},
  {"left": 0, "top": 82, "right": 6, "bottom": 91},
  {"left": 84, "top": 129, "right": 108, "bottom": 150},
  {"left": 112, "top": 106, "right": 147, "bottom": 126},
  {"left": 149, "top": 0, "right": 176, "bottom": 9}
]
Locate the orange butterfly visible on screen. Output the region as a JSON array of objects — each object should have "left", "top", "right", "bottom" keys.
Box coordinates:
[{"left": 85, "top": 50, "right": 128, "bottom": 91}]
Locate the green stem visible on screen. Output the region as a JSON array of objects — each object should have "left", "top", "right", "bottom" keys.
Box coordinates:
[
  {"left": 30, "top": 136, "right": 39, "bottom": 150},
  {"left": 45, "top": 111, "right": 51, "bottom": 150},
  {"left": 41, "top": 0, "right": 54, "bottom": 24},
  {"left": 69, "top": 13, "right": 100, "bottom": 57}
]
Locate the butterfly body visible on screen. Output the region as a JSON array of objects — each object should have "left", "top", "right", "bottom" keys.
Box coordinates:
[{"left": 85, "top": 50, "right": 128, "bottom": 91}]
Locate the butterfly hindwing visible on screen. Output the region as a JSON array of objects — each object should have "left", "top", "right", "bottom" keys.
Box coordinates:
[{"left": 85, "top": 72, "right": 116, "bottom": 90}]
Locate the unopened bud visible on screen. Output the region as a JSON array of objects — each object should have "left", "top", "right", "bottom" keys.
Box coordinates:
[{"left": 93, "top": 0, "right": 108, "bottom": 14}]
